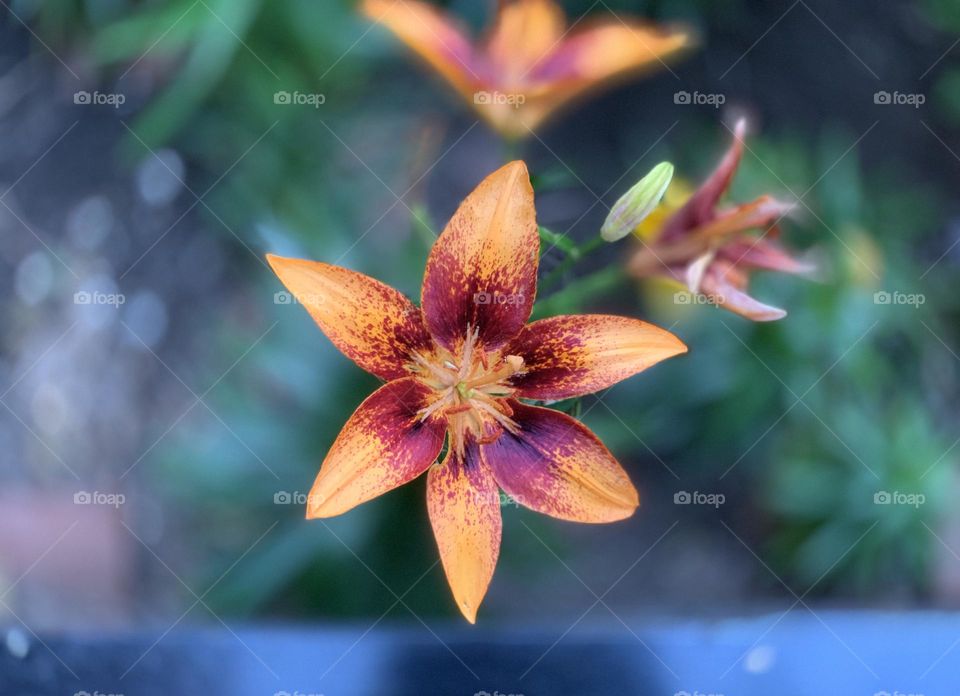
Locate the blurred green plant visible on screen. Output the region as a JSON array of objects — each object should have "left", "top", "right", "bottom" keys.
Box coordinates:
[{"left": 21, "top": 0, "right": 960, "bottom": 618}]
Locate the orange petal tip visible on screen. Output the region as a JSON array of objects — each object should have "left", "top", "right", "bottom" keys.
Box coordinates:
[
  {"left": 265, "top": 252, "right": 295, "bottom": 276},
  {"left": 460, "top": 601, "right": 478, "bottom": 624},
  {"left": 670, "top": 334, "right": 690, "bottom": 356}
]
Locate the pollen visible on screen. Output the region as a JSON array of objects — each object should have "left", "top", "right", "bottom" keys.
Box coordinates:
[{"left": 409, "top": 326, "right": 525, "bottom": 456}]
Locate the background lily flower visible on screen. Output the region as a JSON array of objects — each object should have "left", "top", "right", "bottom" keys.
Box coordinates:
[
  {"left": 268, "top": 161, "right": 686, "bottom": 622},
  {"left": 361, "top": 0, "right": 690, "bottom": 139},
  {"left": 628, "top": 120, "right": 811, "bottom": 321}
]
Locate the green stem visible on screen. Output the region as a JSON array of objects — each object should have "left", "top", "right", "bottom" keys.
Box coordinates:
[
  {"left": 533, "top": 265, "right": 627, "bottom": 318},
  {"left": 501, "top": 136, "right": 522, "bottom": 163},
  {"left": 539, "top": 233, "right": 606, "bottom": 293},
  {"left": 410, "top": 203, "right": 437, "bottom": 250},
  {"left": 538, "top": 226, "right": 578, "bottom": 258}
]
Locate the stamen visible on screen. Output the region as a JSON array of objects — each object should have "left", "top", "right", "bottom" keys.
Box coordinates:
[
  {"left": 477, "top": 384, "right": 517, "bottom": 397},
  {"left": 447, "top": 417, "right": 465, "bottom": 458},
  {"left": 459, "top": 325, "right": 480, "bottom": 380},
  {"left": 504, "top": 354, "right": 524, "bottom": 372},
  {"left": 471, "top": 390, "right": 510, "bottom": 409},
  {"left": 417, "top": 386, "right": 454, "bottom": 421},
  {"left": 411, "top": 327, "right": 525, "bottom": 455},
  {"left": 466, "top": 408, "right": 486, "bottom": 440},
  {"left": 475, "top": 426, "right": 501, "bottom": 445},
  {"left": 410, "top": 351, "right": 457, "bottom": 387},
  {"left": 472, "top": 399, "right": 520, "bottom": 435},
  {"left": 466, "top": 354, "right": 525, "bottom": 390}
]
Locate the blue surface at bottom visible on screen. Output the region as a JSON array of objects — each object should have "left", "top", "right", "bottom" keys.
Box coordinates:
[{"left": 1, "top": 610, "right": 956, "bottom": 695}]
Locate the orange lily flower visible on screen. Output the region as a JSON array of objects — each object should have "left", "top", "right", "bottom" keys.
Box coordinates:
[
  {"left": 268, "top": 162, "right": 686, "bottom": 622},
  {"left": 361, "top": 0, "right": 690, "bottom": 139},
  {"left": 629, "top": 120, "right": 811, "bottom": 321}
]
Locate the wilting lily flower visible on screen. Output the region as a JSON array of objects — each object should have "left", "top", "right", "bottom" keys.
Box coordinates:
[
  {"left": 629, "top": 120, "right": 810, "bottom": 321},
  {"left": 361, "top": 0, "right": 690, "bottom": 139},
  {"left": 268, "top": 162, "right": 686, "bottom": 622}
]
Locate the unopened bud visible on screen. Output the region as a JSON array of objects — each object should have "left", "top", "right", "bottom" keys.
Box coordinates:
[{"left": 601, "top": 162, "right": 674, "bottom": 242}]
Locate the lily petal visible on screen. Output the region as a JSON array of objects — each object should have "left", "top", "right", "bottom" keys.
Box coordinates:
[
  {"left": 501, "top": 22, "right": 688, "bottom": 136},
  {"left": 661, "top": 118, "right": 746, "bottom": 240},
  {"left": 484, "top": 402, "right": 639, "bottom": 522},
  {"left": 685, "top": 249, "right": 715, "bottom": 294},
  {"left": 506, "top": 314, "right": 686, "bottom": 401},
  {"left": 267, "top": 255, "right": 432, "bottom": 381},
  {"left": 307, "top": 378, "right": 445, "bottom": 518},
  {"left": 700, "top": 259, "right": 787, "bottom": 322},
  {"left": 533, "top": 19, "right": 689, "bottom": 85},
  {"left": 427, "top": 438, "right": 502, "bottom": 623},
  {"left": 361, "top": 0, "right": 481, "bottom": 103},
  {"left": 721, "top": 236, "right": 814, "bottom": 275},
  {"left": 487, "top": 0, "right": 565, "bottom": 84},
  {"left": 697, "top": 195, "right": 795, "bottom": 240},
  {"left": 421, "top": 161, "right": 538, "bottom": 351}
]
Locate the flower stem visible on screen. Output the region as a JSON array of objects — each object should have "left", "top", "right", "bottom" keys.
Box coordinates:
[
  {"left": 539, "top": 233, "right": 606, "bottom": 293},
  {"left": 501, "top": 136, "right": 522, "bottom": 163},
  {"left": 533, "top": 265, "right": 627, "bottom": 318}
]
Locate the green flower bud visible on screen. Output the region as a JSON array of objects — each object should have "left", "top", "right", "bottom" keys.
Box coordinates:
[{"left": 601, "top": 161, "right": 674, "bottom": 242}]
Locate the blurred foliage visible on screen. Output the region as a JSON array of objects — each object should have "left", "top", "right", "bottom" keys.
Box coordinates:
[{"left": 19, "top": 0, "right": 960, "bottom": 619}]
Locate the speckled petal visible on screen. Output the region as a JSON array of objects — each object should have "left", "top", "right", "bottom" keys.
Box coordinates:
[
  {"left": 483, "top": 402, "right": 639, "bottom": 522},
  {"left": 306, "top": 378, "right": 446, "bottom": 518},
  {"left": 421, "top": 161, "right": 538, "bottom": 351},
  {"left": 267, "top": 254, "right": 432, "bottom": 380},
  {"left": 506, "top": 314, "right": 686, "bottom": 401},
  {"left": 427, "top": 438, "right": 502, "bottom": 623}
]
